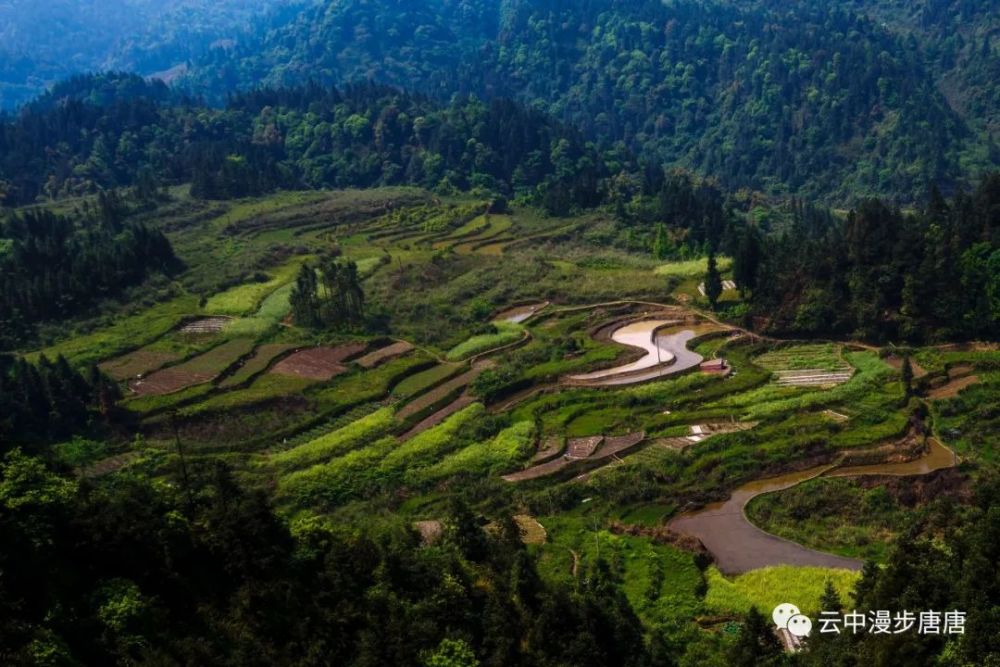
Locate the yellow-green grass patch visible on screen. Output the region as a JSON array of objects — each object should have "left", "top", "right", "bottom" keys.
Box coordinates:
[{"left": 704, "top": 565, "right": 860, "bottom": 616}]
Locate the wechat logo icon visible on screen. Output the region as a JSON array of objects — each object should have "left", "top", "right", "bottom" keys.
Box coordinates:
[{"left": 773, "top": 603, "right": 812, "bottom": 637}]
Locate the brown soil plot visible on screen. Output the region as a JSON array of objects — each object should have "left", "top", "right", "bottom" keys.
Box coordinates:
[
  {"left": 129, "top": 339, "right": 255, "bottom": 395},
  {"left": 269, "top": 343, "right": 367, "bottom": 381},
  {"left": 100, "top": 350, "right": 179, "bottom": 381}
]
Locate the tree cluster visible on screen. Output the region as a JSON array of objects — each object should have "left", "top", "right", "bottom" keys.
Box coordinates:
[
  {"left": 736, "top": 175, "right": 1000, "bottom": 342},
  {"left": 289, "top": 259, "right": 366, "bottom": 329},
  {"left": 0, "top": 456, "right": 654, "bottom": 666},
  {"left": 0, "top": 75, "right": 605, "bottom": 212},
  {"left": 0, "top": 203, "right": 178, "bottom": 348},
  {"left": 185, "top": 0, "right": 990, "bottom": 202},
  {"left": 0, "top": 355, "right": 118, "bottom": 452}
]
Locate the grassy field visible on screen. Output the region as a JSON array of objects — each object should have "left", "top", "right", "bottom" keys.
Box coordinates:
[
  {"left": 32, "top": 294, "right": 200, "bottom": 367},
  {"left": 755, "top": 343, "right": 849, "bottom": 372},
  {"left": 269, "top": 407, "right": 396, "bottom": 472},
  {"left": 446, "top": 322, "right": 524, "bottom": 361},
  {"left": 391, "top": 363, "right": 466, "bottom": 399},
  {"left": 204, "top": 258, "right": 307, "bottom": 316},
  {"left": 653, "top": 256, "right": 733, "bottom": 278},
  {"left": 746, "top": 477, "right": 912, "bottom": 561},
  {"left": 704, "top": 566, "right": 860, "bottom": 616}
]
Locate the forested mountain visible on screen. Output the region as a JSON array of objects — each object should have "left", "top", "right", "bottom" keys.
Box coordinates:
[
  {"left": 183, "top": 0, "right": 996, "bottom": 202},
  {"left": 0, "top": 74, "right": 604, "bottom": 208},
  {"left": 0, "top": 0, "right": 290, "bottom": 110},
  {"left": 838, "top": 0, "right": 1000, "bottom": 133}
]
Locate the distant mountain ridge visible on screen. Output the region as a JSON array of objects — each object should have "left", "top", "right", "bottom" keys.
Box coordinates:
[
  {"left": 2, "top": 0, "right": 998, "bottom": 203},
  {"left": 0, "top": 0, "right": 291, "bottom": 110}
]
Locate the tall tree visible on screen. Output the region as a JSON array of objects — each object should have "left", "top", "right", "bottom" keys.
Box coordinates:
[{"left": 705, "top": 252, "right": 724, "bottom": 310}]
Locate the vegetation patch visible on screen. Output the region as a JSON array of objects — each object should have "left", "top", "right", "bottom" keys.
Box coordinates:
[
  {"left": 269, "top": 407, "right": 396, "bottom": 472},
  {"left": 219, "top": 343, "right": 297, "bottom": 388},
  {"left": 445, "top": 322, "right": 524, "bottom": 361},
  {"left": 391, "top": 363, "right": 465, "bottom": 400},
  {"left": 413, "top": 420, "right": 535, "bottom": 484},
  {"left": 204, "top": 259, "right": 306, "bottom": 316},
  {"left": 704, "top": 566, "right": 860, "bottom": 617},
  {"left": 654, "top": 256, "right": 732, "bottom": 278}
]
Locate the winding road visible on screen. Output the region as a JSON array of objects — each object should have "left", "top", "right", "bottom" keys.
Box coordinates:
[{"left": 668, "top": 439, "right": 957, "bottom": 574}]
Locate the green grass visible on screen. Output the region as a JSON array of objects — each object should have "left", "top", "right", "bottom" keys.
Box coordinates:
[
  {"left": 755, "top": 344, "right": 850, "bottom": 372},
  {"left": 177, "top": 374, "right": 316, "bottom": 416},
  {"left": 31, "top": 294, "right": 200, "bottom": 367},
  {"left": 445, "top": 322, "right": 524, "bottom": 361},
  {"left": 746, "top": 476, "right": 910, "bottom": 561},
  {"left": 536, "top": 516, "right": 705, "bottom": 627},
  {"left": 278, "top": 402, "right": 485, "bottom": 508},
  {"left": 413, "top": 420, "right": 535, "bottom": 484},
  {"left": 704, "top": 566, "right": 860, "bottom": 616},
  {"left": 310, "top": 353, "right": 434, "bottom": 408},
  {"left": 378, "top": 402, "right": 485, "bottom": 472},
  {"left": 741, "top": 352, "right": 897, "bottom": 421},
  {"left": 931, "top": 370, "right": 1000, "bottom": 460},
  {"left": 269, "top": 407, "right": 396, "bottom": 472},
  {"left": 277, "top": 436, "right": 398, "bottom": 507},
  {"left": 175, "top": 338, "right": 255, "bottom": 375},
  {"left": 205, "top": 258, "right": 306, "bottom": 316},
  {"left": 219, "top": 343, "right": 297, "bottom": 388},
  {"left": 653, "top": 256, "right": 732, "bottom": 278},
  {"left": 124, "top": 383, "right": 216, "bottom": 414}
]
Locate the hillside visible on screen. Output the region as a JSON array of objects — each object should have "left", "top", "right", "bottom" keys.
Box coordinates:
[
  {"left": 2, "top": 3, "right": 1000, "bottom": 666},
  {"left": 1, "top": 178, "right": 997, "bottom": 665},
  {"left": 0, "top": 74, "right": 603, "bottom": 208},
  {"left": 0, "top": 0, "right": 288, "bottom": 109},
  {"left": 183, "top": 0, "right": 995, "bottom": 202}
]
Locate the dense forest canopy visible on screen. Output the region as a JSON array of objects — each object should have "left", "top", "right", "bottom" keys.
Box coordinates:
[
  {"left": 0, "top": 74, "right": 604, "bottom": 208},
  {"left": 181, "top": 0, "right": 998, "bottom": 202},
  {"left": 735, "top": 178, "right": 1000, "bottom": 341},
  {"left": 0, "top": 191, "right": 179, "bottom": 348}
]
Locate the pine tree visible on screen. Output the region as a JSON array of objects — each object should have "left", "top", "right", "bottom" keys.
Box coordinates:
[
  {"left": 733, "top": 227, "right": 762, "bottom": 295},
  {"left": 728, "top": 606, "right": 784, "bottom": 667},
  {"left": 705, "top": 252, "right": 724, "bottom": 310},
  {"left": 652, "top": 222, "right": 670, "bottom": 260},
  {"left": 902, "top": 353, "right": 914, "bottom": 396}
]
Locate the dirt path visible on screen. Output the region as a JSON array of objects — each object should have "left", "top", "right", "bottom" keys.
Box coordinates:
[
  {"left": 668, "top": 439, "right": 957, "bottom": 574},
  {"left": 928, "top": 374, "right": 980, "bottom": 400}
]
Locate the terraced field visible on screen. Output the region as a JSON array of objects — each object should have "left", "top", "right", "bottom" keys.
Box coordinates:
[
  {"left": 129, "top": 338, "right": 255, "bottom": 396},
  {"left": 755, "top": 344, "right": 855, "bottom": 387},
  {"left": 33, "top": 187, "right": 997, "bottom": 662}
]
